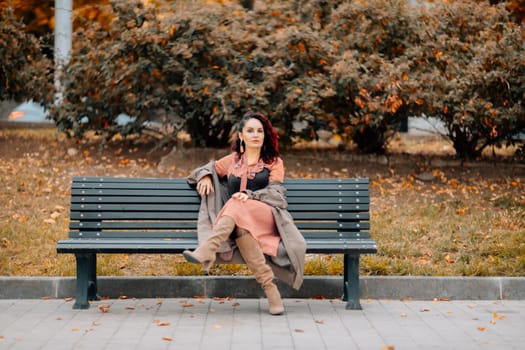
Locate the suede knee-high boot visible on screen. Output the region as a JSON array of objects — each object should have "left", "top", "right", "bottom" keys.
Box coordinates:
[
  {"left": 235, "top": 230, "right": 284, "bottom": 315},
  {"left": 183, "top": 216, "right": 235, "bottom": 272}
]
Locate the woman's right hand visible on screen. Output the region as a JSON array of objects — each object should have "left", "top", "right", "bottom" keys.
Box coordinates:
[{"left": 196, "top": 176, "right": 213, "bottom": 196}]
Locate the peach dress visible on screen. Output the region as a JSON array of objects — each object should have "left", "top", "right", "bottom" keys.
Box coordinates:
[{"left": 214, "top": 153, "right": 284, "bottom": 257}]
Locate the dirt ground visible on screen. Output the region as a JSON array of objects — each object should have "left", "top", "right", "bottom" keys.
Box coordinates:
[{"left": 1, "top": 128, "right": 523, "bottom": 182}]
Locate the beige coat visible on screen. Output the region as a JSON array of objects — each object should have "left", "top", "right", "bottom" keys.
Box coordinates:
[{"left": 187, "top": 161, "right": 306, "bottom": 290}]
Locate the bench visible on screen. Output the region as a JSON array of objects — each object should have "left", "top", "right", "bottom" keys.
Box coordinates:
[{"left": 57, "top": 176, "right": 377, "bottom": 310}]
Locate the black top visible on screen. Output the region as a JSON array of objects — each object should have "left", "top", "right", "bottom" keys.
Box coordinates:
[{"left": 227, "top": 168, "right": 270, "bottom": 195}]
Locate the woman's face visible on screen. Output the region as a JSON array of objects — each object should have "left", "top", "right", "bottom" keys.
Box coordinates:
[{"left": 240, "top": 117, "right": 265, "bottom": 151}]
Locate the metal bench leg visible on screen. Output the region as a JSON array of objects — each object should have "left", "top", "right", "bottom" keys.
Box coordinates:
[
  {"left": 343, "top": 254, "right": 362, "bottom": 310},
  {"left": 73, "top": 253, "right": 99, "bottom": 309}
]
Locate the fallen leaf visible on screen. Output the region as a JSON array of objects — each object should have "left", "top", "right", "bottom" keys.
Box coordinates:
[
  {"left": 125, "top": 307, "right": 136, "bottom": 310},
  {"left": 232, "top": 302, "right": 240, "bottom": 307},
  {"left": 489, "top": 320, "right": 496, "bottom": 325},
  {"left": 162, "top": 336, "right": 173, "bottom": 341},
  {"left": 315, "top": 320, "right": 324, "bottom": 324},
  {"left": 381, "top": 346, "right": 395, "bottom": 350},
  {"left": 92, "top": 321, "right": 101, "bottom": 326},
  {"left": 72, "top": 328, "right": 80, "bottom": 332},
  {"left": 493, "top": 312, "right": 507, "bottom": 320},
  {"left": 50, "top": 212, "right": 61, "bottom": 220},
  {"left": 1, "top": 238, "right": 9, "bottom": 248},
  {"left": 98, "top": 304, "right": 110, "bottom": 313},
  {"left": 294, "top": 329, "right": 304, "bottom": 333},
  {"left": 156, "top": 321, "right": 171, "bottom": 327},
  {"left": 420, "top": 308, "right": 431, "bottom": 312},
  {"left": 478, "top": 326, "right": 487, "bottom": 331},
  {"left": 400, "top": 313, "right": 408, "bottom": 317},
  {"left": 56, "top": 317, "right": 63, "bottom": 320},
  {"left": 43, "top": 218, "right": 56, "bottom": 225},
  {"left": 212, "top": 324, "right": 222, "bottom": 329},
  {"left": 181, "top": 303, "right": 194, "bottom": 308}
]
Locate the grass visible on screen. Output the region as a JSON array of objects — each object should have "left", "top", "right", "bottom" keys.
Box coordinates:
[{"left": 0, "top": 128, "right": 523, "bottom": 277}]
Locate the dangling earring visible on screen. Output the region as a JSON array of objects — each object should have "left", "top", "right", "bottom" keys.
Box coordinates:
[{"left": 240, "top": 139, "right": 245, "bottom": 154}]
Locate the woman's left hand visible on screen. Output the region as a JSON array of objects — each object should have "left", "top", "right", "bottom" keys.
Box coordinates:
[{"left": 232, "top": 192, "right": 249, "bottom": 202}]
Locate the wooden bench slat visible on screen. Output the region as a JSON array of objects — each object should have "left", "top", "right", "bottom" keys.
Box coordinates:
[
  {"left": 71, "top": 189, "right": 199, "bottom": 196},
  {"left": 74, "top": 176, "right": 369, "bottom": 184},
  {"left": 70, "top": 196, "right": 369, "bottom": 205},
  {"left": 69, "top": 212, "right": 200, "bottom": 220},
  {"left": 66, "top": 229, "right": 370, "bottom": 239},
  {"left": 69, "top": 221, "right": 369, "bottom": 231},
  {"left": 69, "top": 211, "right": 369, "bottom": 221},
  {"left": 71, "top": 196, "right": 202, "bottom": 204},
  {"left": 70, "top": 204, "right": 201, "bottom": 211},
  {"left": 57, "top": 239, "right": 377, "bottom": 254},
  {"left": 69, "top": 203, "right": 369, "bottom": 212},
  {"left": 71, "top": 189, "right": 369, "bottom": 199},
  {"left": 288, "top": 203, "right": 370, "bottom": 211}
]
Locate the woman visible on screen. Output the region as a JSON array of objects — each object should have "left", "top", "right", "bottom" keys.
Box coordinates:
[{"left": 184, "top": 111, "right": 306, "bottom": 315}]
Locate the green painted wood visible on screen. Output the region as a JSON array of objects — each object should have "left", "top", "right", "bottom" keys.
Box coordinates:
[{"left": 59, "top": 176, "right": 377, "bottom": 311}]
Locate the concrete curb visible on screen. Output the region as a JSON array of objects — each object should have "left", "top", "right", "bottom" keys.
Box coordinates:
[{"left": 0, "top": 276, "right": 524, "bottom": 300}]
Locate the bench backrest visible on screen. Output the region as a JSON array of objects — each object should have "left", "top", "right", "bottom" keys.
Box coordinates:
[{"left": 69, "top": 177, "right": 371, "bottom": 249}]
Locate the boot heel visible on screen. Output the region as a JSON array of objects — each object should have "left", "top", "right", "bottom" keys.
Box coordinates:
[
  {"left": 183, "top": 250, "right": 198, "bottom": 263},
  {"left": 265, "top": 284, "right": 284, "bottom": 315},
  {"left": 183, "top": 250, "right": 213, "bottom": 273}
]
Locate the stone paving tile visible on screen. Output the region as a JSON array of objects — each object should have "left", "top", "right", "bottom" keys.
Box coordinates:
[{"left": 0, "top": 298, "right": 523, "bottom": 350}]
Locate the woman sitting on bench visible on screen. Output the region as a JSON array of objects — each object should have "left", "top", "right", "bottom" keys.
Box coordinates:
[{"left": 184, "top": 111, "right": 306, "bottom": 315}]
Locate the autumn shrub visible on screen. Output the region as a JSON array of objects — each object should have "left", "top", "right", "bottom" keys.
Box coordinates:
[
  {"left": 245, "top": 2, "right": 337, "bottom": 146},
  {"left": 45, "top": 0, "right": 524, "bottom": 155},
  {"left": 407, "top": 0, "right": 525, "bottom": 159},
  {"left": 49, "top": 0, "right": 339, "bottom": 148},
  {"left": 323, "top": 0, "right": 419, "bottom": 154},
  {"left": 0, "top": 6, "right": 54, "bottom": 103}
]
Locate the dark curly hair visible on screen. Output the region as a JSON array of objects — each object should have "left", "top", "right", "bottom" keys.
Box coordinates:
[{"left": 232, "top": 111, "right": 280, "bottom": 164}]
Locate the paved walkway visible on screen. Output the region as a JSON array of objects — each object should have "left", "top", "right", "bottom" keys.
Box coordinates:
[{"left": 0, "top": 298, "right": 523, "bottom": 349}]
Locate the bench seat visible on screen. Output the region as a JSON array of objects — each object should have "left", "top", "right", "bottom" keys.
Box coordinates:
[{"left": 57, "top": 176, "right": 377, "bottom": 309}]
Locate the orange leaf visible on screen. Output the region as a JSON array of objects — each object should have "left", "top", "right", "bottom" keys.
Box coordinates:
[
  {"left": 98, "top": 304, "right": 110, "bottom": 313},
  {"left": 162, "top": 336, "right": 173, "bottom": 341},
  {"left": 493, "top": 312, "right": 507, "bottom": 320}
]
